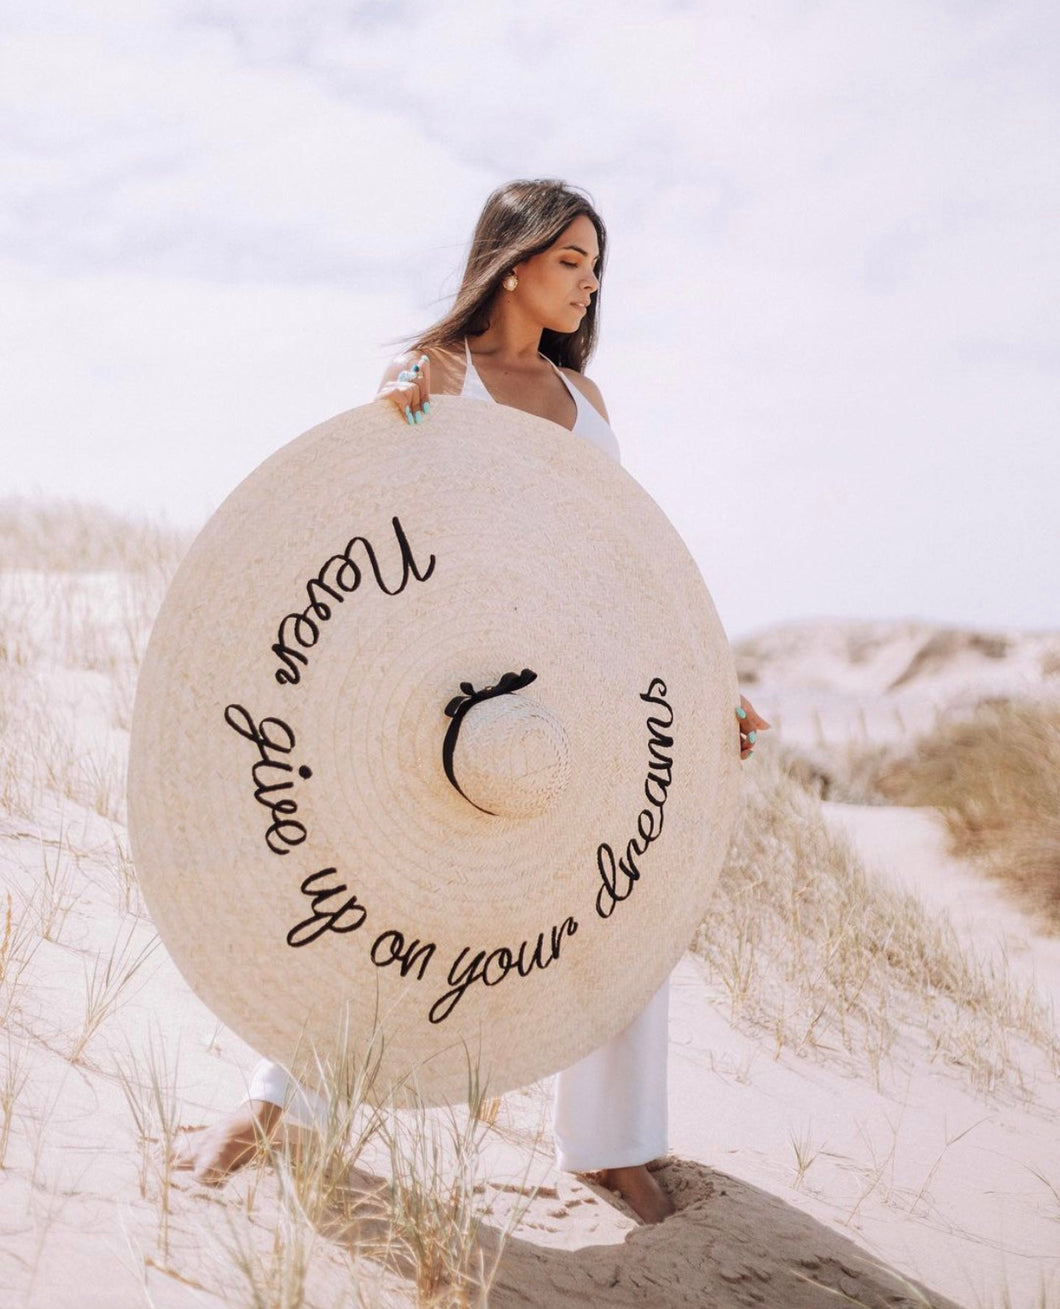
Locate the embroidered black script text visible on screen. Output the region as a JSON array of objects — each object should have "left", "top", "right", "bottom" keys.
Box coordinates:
[
  {"left": 596, "top": 678, "right": 672, "bottom": 918},
  {"left": 428, "top": 917, "right": 578, "bottom": 1024},
  {"left": 225, "top": 704, "right": 311, "bottom": 855},
  {"left": 272, "top": 516, "right": 435, "bottom": 685},
  {"left": 287, "top": 868, "right": 367, "bottom": 947}
]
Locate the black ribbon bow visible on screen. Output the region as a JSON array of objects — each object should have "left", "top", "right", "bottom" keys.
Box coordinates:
[{"left": 442, "top": 668, "right": 538, "bottom": 814}]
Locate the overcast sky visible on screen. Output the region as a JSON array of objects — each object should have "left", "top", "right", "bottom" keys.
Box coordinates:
[{"left": 3, "top": 1, "right": 1058, "bottom": 638}]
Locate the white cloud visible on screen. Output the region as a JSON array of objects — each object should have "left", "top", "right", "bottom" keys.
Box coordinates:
[{"left": 2, "top": 0, "right": 1058, "bottom": 634}]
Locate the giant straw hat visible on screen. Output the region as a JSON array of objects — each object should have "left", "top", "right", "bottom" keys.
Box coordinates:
[{"left": 128, "top": 397, "right": 741, "bottom": 1105}]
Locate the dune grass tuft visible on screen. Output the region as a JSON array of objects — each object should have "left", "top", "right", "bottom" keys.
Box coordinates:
[
  {"left": 871, "top": 698, "right": 1060, "bottom": 933},
  {"left": 0, "top": 890, "right": 41, "bottom": 1025},
  {"left": 693, "top": 751, "right": 1060, "bottom": 1094},
  {"left": 0, "top": 1031, "right": 30, "bottom": 1167},
  {"left": 382, "top": 1071, "right": 499, "bottom": 1308},
  {"left": 71, "top": 928, "right": 159, "bottom": 1064},
  {"left": 0, "top": 496, "right": 191, "bottom": 575}
]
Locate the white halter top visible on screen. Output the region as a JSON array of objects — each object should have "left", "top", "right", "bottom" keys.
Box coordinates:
[{"left": 460, "top": 340, "right": 621, "bottom": 465}]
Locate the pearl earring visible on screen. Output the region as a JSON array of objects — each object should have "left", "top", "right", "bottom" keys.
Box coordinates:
[{"left": 502, "top": 273, "right": 518, "bottom": 292}]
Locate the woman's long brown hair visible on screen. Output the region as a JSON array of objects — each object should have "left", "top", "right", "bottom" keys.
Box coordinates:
[{"left": 412, "top": 179, "right": 607, "bottom": 372}]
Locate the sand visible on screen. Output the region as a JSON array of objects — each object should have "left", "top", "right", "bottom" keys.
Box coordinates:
[{"left": 2, "top": 553, "right": 1058, "bottom": 1308}]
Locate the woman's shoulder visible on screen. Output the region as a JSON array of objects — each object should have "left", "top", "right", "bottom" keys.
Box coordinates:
[{"left": 557, "top": 367, "right": 610, "bottom": 422}]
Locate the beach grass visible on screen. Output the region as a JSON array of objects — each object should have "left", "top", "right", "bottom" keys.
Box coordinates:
[
  {"left": 693, "top": 749, "right": 1060, "bottom": 1094},
  {"left": 3, "top": 497, "right": 1058, "bottom": 1306},
  {"left": 0, "top": 495, "right": 190, "bottom": 575},
  {"left": 871, "top": 698, "right": 1060, "bottom": 933},
  {"left": 0, "top": 498, "right": 516, "bottom": 1306}
]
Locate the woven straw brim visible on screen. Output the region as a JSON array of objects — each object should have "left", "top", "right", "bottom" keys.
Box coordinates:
[{"left": 128, "top": 397, "right": 741, "bottom": 1105}]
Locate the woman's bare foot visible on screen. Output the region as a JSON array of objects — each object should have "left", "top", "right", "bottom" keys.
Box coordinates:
[
  {"left": 598, "top": 1164, "right": 675, "bottom": 1224},
  {"left": 171, "top": 1100, "right": 283, "bottom": 1186}
]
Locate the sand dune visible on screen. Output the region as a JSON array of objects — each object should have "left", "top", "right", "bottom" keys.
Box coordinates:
[
  {"left": 736, "top": 619, "right": 1060, "bottom": 753},
  {"left": 1, "top": 503, "right": 1058, "bottom": 1307}
]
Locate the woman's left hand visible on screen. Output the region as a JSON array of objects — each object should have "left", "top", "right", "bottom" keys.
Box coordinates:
[
  {"left": 735, "top": 695, "right": 770, "bottom": 760},
  {"left": 375, "top": 351, "right": 432, "bottom": 425}
]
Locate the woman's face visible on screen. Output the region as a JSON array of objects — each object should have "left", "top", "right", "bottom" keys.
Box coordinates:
[{"left": 513, "top": 213, "right": 601, "bottom": 335}]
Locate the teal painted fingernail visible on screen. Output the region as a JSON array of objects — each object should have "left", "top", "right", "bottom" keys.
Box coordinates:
[
  {"left": 747, "top": 731, "right": 756, "bottom": 744},
  {"left": 735, "top": 706, "right": 747, "bottom": 720},
  {"left": 398, "top": 370, "right": 411, "bottom": 382},
  {"left": 423, "top": 401, "right": 431, "bottom": 415},
  {"left": 414, "top": 409, "right": 424, "bottom": 423},
  {"left": 404, "top": 406, "right": 415, "bottom": 425}
]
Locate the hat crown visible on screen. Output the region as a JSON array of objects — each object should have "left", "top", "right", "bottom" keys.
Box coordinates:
[{"left": 451, "top": 695, "right": 571, "bottom": 819}]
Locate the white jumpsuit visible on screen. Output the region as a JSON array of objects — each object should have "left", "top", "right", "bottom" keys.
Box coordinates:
[{"left": 247, "top": 346, "right": 670, "bottom": 1171}]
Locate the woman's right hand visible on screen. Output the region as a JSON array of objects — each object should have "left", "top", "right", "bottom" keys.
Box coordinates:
[
  {"left": 736, "top": 695, "right": 770, "bottom": 760},
  {"left": 375, "top": 351, "right": 432, "bottom": 425}
]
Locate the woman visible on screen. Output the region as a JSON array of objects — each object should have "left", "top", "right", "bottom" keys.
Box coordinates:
[{"left": 174, "top": 179, "right": 769, "bottom": 1224}]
